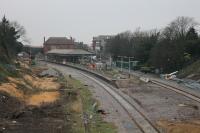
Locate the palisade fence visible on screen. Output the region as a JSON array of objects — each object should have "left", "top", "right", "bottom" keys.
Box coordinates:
[{"left": 114, "top": 60, "right": 139, "bottom": 70}]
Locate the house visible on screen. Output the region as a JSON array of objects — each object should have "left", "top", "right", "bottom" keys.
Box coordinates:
[{"left": 43, "top": 37, "right": 75, "bottom": 53}]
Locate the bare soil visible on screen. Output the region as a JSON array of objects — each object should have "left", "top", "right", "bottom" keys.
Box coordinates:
[
  {"left": 0, "top": 66, "right": 75, "bottom": 133},
  {"left": 0, "top": 90, "right": 73, "bottom": 133},
  {"left": 157, "top": 120, "right": 200, "bottom": 133}
]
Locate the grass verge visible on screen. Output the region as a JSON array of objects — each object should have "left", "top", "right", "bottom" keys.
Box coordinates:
[{"left": 62, "top": 75, "right": 117, "bottom": 133}]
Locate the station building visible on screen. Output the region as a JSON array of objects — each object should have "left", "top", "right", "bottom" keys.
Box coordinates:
[
  {"left": 46, "top": 49, "right": 94, "bottom": 63},
  {"left": 43, "top": 37, "right": 94, "bottom": 63},
  {"left": 43, "top": 37, "right": 75, "bottom": 54}
]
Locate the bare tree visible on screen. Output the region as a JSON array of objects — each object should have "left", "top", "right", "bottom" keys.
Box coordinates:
[
  {"left": 162, "top": 16, "right": 199, "bottom": 40},
  {"left": 10, "top": 21, "right": 31, "bottom": 45}
]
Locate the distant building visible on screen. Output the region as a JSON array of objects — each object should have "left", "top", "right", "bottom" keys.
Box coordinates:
[
  {"left": 43, "top": 37, "right": 75, "bottom": 53},
  {"left": 75, "top": 42, "right": 93, "bottom": 52},
  {"left": 92, "top": 35, "right": 114, "bottom": 52},
  {"left": 22, "top": 45, "right": 43, "bottom": 59}
]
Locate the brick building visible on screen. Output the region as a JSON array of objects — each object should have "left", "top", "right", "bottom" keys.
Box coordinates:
[{"left": 43, "top": 37, "right": 75, "bottom": 53}]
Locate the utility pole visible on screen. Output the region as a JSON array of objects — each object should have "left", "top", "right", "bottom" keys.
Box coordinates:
[
  {"left": 29, "top": 45, "right": 32, "bottom": 66},
  {"left": 128, "top": 57, "right": 134, "bottom": 78},
  {"left": 100, "top": 53, "right": 101, "bottom": 62},
  {"left": 120, "top": 56, "right": 123, "bottom": 72},
  {"left": 109, "top": 55, "right": 112, "bottom": 69},
  {"left": 128, "top": 57, "right": 134, "bottom": 73},
  {"left": 129, "top": 57, "right": 130, "bottom": 73}
]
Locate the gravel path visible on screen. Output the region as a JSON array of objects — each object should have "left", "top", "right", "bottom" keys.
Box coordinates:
[{"left": 127, "top": 82, "right": 200, "bottom": 123}]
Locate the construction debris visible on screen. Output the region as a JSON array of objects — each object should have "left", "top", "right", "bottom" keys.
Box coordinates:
[
  {"left": 178, "top": 103, "right": 199, "bottom": 110},
  {"left": 139, "top": 77, "right": 150, "bottom": 83},
  {"left": 161, "top": 71, "right": 178, "bottom": 80},
  {"left": 39, "top": 68, "right": 60, "bottom": 77}
]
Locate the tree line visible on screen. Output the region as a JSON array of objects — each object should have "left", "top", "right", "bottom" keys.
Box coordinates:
[
  {"left": 105, "top": 16, "right": 200, "bottom": 73},
  {"left": 0, "top": 16, "right": 26, "bottom": 64}
]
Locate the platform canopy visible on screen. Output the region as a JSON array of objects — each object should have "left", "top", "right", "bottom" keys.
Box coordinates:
[{"left": 47, "top": 49, "right": 94, "bottom": 56}]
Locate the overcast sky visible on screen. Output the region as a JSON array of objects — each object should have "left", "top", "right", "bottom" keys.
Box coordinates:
[{"left": 1, "top": 0, "right": 200, "bottom": 46}]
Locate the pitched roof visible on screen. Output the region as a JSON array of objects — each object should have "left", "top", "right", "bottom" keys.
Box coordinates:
[
  {"left": 47, "top": 49, "right": 94, "bottom": 55},
  {"left": 44, "top": 37, "right": 74, "bottom": 45}
]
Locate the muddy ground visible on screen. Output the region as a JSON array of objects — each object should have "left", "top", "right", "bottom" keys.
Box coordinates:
[
  {"left": 0, "top": 66, "right": 76, "bottom": 133},
  {"left": 0, "top": 89, "right": 73, "bottom": 133}
]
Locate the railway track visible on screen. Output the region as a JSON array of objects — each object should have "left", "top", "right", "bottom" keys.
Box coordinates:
[
  {"left": 119, "top": 68, "right": 200, "bottom": 104},
  {"left": 46, "top": 61, "right": 200, "bottom": 133},
  {"left": 151, "top": 79, "right": 200, "bottom": 103},
  {"left": 45, "top": 61, "right": 160, "bottom": 133},
  {"left": 80, "top": 72, "right": 160, "bottom": 133}
]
